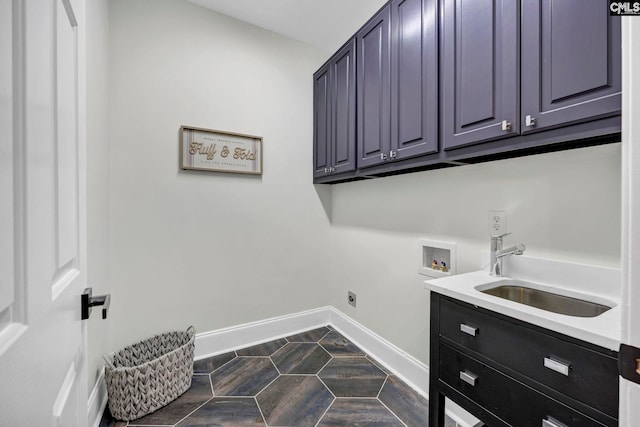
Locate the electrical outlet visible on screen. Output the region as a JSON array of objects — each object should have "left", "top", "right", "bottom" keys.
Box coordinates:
[
  {"left": 348, "top": 291, "right": 356, "bottom": 307},
  {"left": 488, "top": 210, "right": 507, "bottom": 235}
]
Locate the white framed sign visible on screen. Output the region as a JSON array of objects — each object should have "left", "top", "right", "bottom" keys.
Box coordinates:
[{"left": 180, "top": 125, "right": 263, "bottom": 175}]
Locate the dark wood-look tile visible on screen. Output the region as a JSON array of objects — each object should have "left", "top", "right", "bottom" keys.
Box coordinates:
[
  {"left": 286, "top": 326, "right": 331, "bottom": 343},
  {"left": 319, "top": 331, "right": 366, "bottom": 357},
  {"left": 193, "top": 351, "right": 236, "bottom": 374},
  {"left": 317, "top": 398, "right": 405, "bottom": 427},
  {"left": 99, "top": 407, "right": 129, "bottom": 427},
  {"left": 378, "top": 375, "right": 429, "bottom": 427},
  {"left": 256, "top": 375, "right": 334, "bottom": 427},
  {"left": 318, "top": 358, "right": 387, "bottom": 397},
  {"left": 128, "top": 375, "right": 213, "bottom": 426},
  {"left": 176, "top": 397, "right": 266, "bottom": 427},
  {"left": 236, "top": 338, "right": 287, "bottom": 356},
  {"left": 271, "top": 343, "right": 331, "bottom": 374},
  {"left": 210, "top": 357, "right": 278, "bottom": 397}
]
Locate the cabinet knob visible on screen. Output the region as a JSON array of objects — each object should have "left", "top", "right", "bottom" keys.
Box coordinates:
[
  {"left": 526, "top": 115, "right": 537, "bottom": 127},
  {"left": 501, "top": 120, "right": 512, "bottom": 131},
  {"left": 459, "top": 370, "right": 478, "bottom": 386},
  {"left": 542, "top": 416, "right": 568, "bottom": 427},
  {"left": 380, "top": 153, "right": 387, "bottom": 161},
  {"left": 543, "top": 357, "right": 570, "bottom": 376}
]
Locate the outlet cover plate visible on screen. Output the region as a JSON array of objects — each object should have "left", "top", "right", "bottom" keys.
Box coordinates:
[
  {"left": 488, "top": 210, "right": 507, "bottom": 235},
  {"left": 348, "top": 291, "right": 356, "bottom": 307}
]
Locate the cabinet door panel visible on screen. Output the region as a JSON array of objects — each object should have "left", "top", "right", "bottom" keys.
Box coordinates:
[
  {"left": 521, "top": 0, "right": 621, "bottom": 133},
  {"left": 313, "top": 65, "right": 331, "bottom": 178},
  {"left": 357, "top": 6, "right": 391, "bottom": 168},
  {"left": 391, "top": 0, "right": 438, "bottom": 159},
  {"left": 458, "top": 2, "right": 494, "bottom": 126},
  {"left": 441, "top": 0, "right": 519, "bottom": 150},
  {"left": 332, "top": 40, "right": 357, "bottom": 174}
]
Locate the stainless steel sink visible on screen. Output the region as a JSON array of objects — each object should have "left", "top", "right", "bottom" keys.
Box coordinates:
[{"left": 478, "top": 280, "right": 613, "bottom": 318}]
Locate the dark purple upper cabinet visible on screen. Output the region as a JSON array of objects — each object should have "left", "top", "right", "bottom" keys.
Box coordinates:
[
  {"left": 357, "top": 5, "right": 391, "bottom": 169},
  {"left": 313, "top": 40, "right": 357, "bottom": 179},
  {"left": 441, "top": 0, "right": 519, "bottom": 150},
  {"left": 521, "top": 0, "right": 621, "bottom": 134},
  {"left": 313, "top": 63, "right": 331, "bottom": 178},
  {"left": 390, "top": 0, "right": 439, "bottom": 160},
  {"left": 331, "top": 40, "right": 357, "bottom": 175}
]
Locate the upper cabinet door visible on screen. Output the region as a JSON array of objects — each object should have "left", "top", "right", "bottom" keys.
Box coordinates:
[
  {"left": 441, "top": 0, "right": 519, "bottom": 150},
  {"left": 357, "top": 5, "right": 391, "bottom": 168},
  {"left": 521, "top": 0, "right": 621, "bottom": 134},
  {"left": 332, "top": 40, "right": 357, "bottom": 175},
  {"left": 313, "top": 64, "right": 331, "bottom": 178},
  {"left": 390, "top": 0, "right": 438, "bottom": 160}
]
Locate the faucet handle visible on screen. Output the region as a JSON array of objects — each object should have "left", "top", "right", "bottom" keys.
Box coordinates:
[{"left": 491, "top": 232, "right": 511, "bottom": 239}]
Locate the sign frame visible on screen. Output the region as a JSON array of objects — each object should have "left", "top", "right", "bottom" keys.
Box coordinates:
[{"left": 180, "top": 125, "right": 263, "bottom": 175}]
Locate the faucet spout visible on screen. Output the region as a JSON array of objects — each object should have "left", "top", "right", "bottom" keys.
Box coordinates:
[
  {"left": 490, "top": 235, "right": 525, "bottom": 277},
  {"left": 496, "top": 243, "right": 526, "bottom": 258}
]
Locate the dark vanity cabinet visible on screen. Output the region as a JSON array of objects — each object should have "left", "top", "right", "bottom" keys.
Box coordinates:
[
  {"left": 313, "top": 39, "right": 357, "bottom": 179},
  {"left": 357, "top": 0, "right": 439, "bottom": 169},
  {"left": 429, "top": 293, "right": 619, "bottom": 427},
  {"left": 441, "top": 0, "right": 621, "bottom": 151}
]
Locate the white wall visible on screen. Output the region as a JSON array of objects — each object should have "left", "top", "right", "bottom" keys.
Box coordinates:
[
  {"left": 108, "top": 0, "right": 331, "bottom": 350},
  {"left": 86, "top": 0, "right": 111, "bottom": 389},
  {"left": 329, "top": 143, "right": 621, "bottom": 363}
]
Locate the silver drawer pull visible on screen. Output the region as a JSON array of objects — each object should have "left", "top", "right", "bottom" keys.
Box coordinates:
[
  {"left": 544, "top": 357, "right": 570, "bottom": 376},
  {"left": 459, "top": 370, "right": 478, "bottom": 386},
  {"left": 460, "top": 323, "right": 478, "bottom": 336},
  {"left": 542, "top": 416, "right": 568, "bottom": 427}
]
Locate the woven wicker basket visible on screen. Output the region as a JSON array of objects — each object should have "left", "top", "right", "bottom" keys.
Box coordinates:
[{"left": 104, "top": 326, "right": 195, "bottom": 421}]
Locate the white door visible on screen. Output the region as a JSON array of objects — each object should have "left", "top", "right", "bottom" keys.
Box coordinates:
[
  {"left": 621, "top": 17, "right": 640, "bottom": 426},
  {"left": 0, "top": 0, "right": 89, "bottom": 425}
]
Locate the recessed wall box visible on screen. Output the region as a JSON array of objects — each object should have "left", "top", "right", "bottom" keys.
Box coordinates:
[{"left": 419, "top": 239, "right": 457, "bottom": 278}]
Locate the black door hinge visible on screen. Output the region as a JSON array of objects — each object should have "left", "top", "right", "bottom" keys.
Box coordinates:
[{"left": 619, "top": 343, "right": 640, "bottom": 385}]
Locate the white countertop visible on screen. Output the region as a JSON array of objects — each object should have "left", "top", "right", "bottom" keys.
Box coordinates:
[{"left": 424, "top": 270, "right": 621, "bottom": 351}]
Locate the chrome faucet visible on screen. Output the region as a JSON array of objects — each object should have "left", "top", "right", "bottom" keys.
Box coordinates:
[{"left": 490, "top": 232, "right": 526, "bottom": 277}]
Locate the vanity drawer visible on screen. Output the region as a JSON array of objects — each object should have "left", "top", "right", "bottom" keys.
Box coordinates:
[
  {"left": 439, "top": 297, "right": 618, "bottom": 418},
  {"left": 439, "top": 343, "right": 608, "bottom": 427}
]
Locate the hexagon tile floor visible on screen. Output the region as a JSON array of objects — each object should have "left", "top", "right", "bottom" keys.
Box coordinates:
[{"left": 99, "top": 326, "right": 447, "bottom": 427}]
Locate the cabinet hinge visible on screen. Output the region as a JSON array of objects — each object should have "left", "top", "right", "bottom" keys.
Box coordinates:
[{"left": 619, "top": 343, "right": 640, "bottom": 385}]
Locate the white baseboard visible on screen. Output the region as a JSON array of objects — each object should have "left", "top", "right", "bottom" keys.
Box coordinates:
[
  {"left": 89, "top": 306, "right": 477, "bottom": 427},
  {"left": 87, "top": 367, "right": 108, "bottom": 427},
  {"left": 194, "top": 306, "right": 331, "bottom": 360}
]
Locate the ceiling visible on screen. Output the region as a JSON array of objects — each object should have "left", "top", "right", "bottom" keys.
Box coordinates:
[{"left": 188, "top": 0, "right": 388, "bottom": 53}]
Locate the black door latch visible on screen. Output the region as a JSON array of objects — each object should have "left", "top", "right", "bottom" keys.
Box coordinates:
[{"left": 81, "top": 287, "right": 111, "bottom": 320}]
